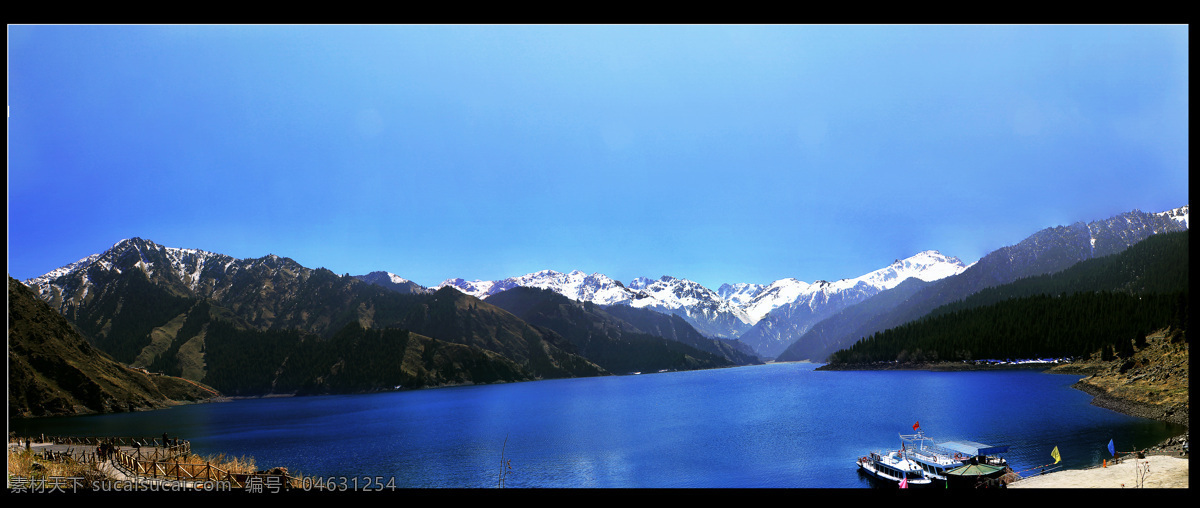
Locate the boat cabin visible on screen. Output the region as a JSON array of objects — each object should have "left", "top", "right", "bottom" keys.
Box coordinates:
[{"left": 938, "top": 440, "right": 1009, "bottom": 466}]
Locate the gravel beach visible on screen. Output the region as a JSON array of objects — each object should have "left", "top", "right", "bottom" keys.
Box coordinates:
[{"left": 1008, "top": 454, "right": 1188, "bottom": 488}]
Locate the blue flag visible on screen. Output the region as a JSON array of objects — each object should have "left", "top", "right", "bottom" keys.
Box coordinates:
[{"left": 1108, "top": 439, "right": 1115, "bottom": 457}]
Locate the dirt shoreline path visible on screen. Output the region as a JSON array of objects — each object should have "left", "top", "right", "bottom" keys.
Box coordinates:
[{"left": 1008, "top": 454, "right": 1188, "bottom": 488}]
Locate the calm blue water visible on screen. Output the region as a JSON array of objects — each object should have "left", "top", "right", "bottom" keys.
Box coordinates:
[{"left": 11, "top": 363, "right": 1184, "bottom": 488}]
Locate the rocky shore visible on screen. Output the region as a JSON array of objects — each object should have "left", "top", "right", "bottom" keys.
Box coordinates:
[
  {"left": 1073, "top": 381, "right": 1189, "bottom": 428},
  {"left": 1056, "top": 328, "right": 1189, "bottom": 453}
]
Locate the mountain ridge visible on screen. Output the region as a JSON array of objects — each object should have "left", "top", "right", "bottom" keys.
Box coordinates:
[
  {"left": 734, "top": 250, "right": 969, "bottom": 358},
  {"left": 485, "top": 286, "right": 755, "bottom": 374},
  {"left": 780, "top": 205, "right": 1189, "bottom": 363},
  {"left": 12, "top": 204, "right": 1187, "bottom": 417},
  {"left": 22, "top": 204, "right": 1189, "bottom": 366},
  {"left": 21, "top": 240, "right": 610, "bottom": 388},
  {"left": 820, "top": 229, "right": 1188, "bottom": 367},
  {"left": 423, "top": 250, "right": 968, "bottom": 348}
]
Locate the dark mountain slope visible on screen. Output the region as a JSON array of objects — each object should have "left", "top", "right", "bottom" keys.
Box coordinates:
[
  {"left": 26, "top": 239, "right": 607, "bottom": 384},
  {"left": 380, "top": 287, "right": 609, "bottom": 379},
  {"left": 8, "top": 276, "right": 217, "bottom": 418},
  {"left": 200, "top": 320, "right": 533, "bottom": 396},
  {"left": 486, "top": 287, "right": 741, "bottom": 374},
  {"left": 599, "top": 303, "right": 761, "bottom": 365},
  {"left": 776, "top": 277, "right": 934, "bottom": 363}
]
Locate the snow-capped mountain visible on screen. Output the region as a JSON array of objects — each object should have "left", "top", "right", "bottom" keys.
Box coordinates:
[
  {"left": 627, "top": 277, "right": 657, "bottom": 291},
  {"left": 734, "top": 278, "right": 811, "bottom": 325},
  {"left": 21, "top": 205, "right": 1188, "bottom": 372},
  {"left": 733, "top": 250, "right": 969, "bottom": 358},
  {"left": 30, "top": 240, "right": 964, "bottom": 357},
  {"left": 435, "top": 278, "right": 506, "bottom": 299},
  {"left": 436, "top": 270, "right": 634, "bottom": 305},
  {"left": 777, "top": 205, "right": 1190, "bottom": 363},
  {"left": 623, "top": 275, "right": 754, "bottom": 339},
  {"left": 1156, "top": 204, "right": 1188, "bottom": 228},
  {"left": 354, "top": 271, "right": 431, "bottom": 295},
  {"left": 838, "top": 250, "right": 970, "bottom": 291},
  {"left": 716, "top": 282, "right": 766, "bottom": 307},
  {"left": 23, "top": 253, "right": 105, "bottom": 293},
  {"left": 725, "top": 250, "right": 969, "bottom": 326},
  {"left": 432, "top": 250, "right": 969, "bottom": 344},
  {"left": 24, "top": 238, "right": 239, "bottom": 312},
  {"left": 437, "top": 271, "right": 754, "bottom": 339},
  {"left": 508, "top": 270, "right": 635, "bottom": 305},
  {"left": 20, "top": 238, "right": 617, "bottom": 389}
]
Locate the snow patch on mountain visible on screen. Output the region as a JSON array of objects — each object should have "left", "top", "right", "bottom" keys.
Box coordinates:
[
  {"left": 435, "top": 278, "right": 502, "bottom": 299},
  {"left": 354, "top": 271, "right": 431, "bottom": 294},
  {"left": 716, "top": 282, "right": 766, "bottom": 307},
  {"left": 628, "top": 277, "right": 656, "bottom": 291},
  {"left": 386, "top": 273, "right": 412, "bottom": 285},
  {"left": 734, "top": 278, "right": 813, "bottom": 324},
  {"left": 1157, "top": 204, "right": 1189, "bottom": 228},
  {"left": 24, "top": 253, "right": 103, "bottom": 296}
]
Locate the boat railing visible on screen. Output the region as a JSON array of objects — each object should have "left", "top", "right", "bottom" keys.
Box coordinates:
[
  {"left": 907, "top": 449, "right": 939, "bottom": 462},
  {"left": 907, "top": 446, "right": 966, "bottom": 464}
]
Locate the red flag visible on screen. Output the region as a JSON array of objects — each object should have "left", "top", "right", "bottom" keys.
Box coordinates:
[
  {"left": 913, "top": 421, "right": 920, "bottom": 430},
  {"left": 899, "top": 476, "right": 908, "bottom": 489}
]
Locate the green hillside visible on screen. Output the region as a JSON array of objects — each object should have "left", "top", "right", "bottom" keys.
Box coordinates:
[
  {"left": 826, "top": 231, "right": 1188, "bottom": 365},
  {"left": 928, "top": 230, "right": 1188, "bottom": 318}
]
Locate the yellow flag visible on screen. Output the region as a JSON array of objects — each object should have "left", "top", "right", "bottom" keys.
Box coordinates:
[{"left": 1051, "top": 446, "right": 1061, "bottom": 464}]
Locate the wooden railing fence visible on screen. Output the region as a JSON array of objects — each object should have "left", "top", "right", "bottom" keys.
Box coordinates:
[
  {"left": 11, "top": 435, "right": 301, "bottom": 489},
  {"left": 12, "top": 435, "right": 191, "bottom": 457}
]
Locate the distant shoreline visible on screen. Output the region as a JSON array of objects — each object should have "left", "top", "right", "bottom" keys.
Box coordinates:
[{"left": 813, "top": 361, "right": 1064, "bottom": 372}]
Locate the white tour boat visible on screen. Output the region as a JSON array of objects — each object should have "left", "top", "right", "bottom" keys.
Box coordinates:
[
  {"left": 856, "top": 448, "right": 933, "bottom": 488},
  {"left": 900, "top": 429, "right": 1010, "bottom": 485}
]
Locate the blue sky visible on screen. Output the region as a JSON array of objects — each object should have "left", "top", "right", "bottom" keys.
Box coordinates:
[{"left": 7, "top": 25, "right": 1189, "bottom": 290}]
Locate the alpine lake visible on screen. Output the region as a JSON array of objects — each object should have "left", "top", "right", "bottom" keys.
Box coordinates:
[{"left": 11, "top": 362, "right": 1185, "bottom": 488}]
